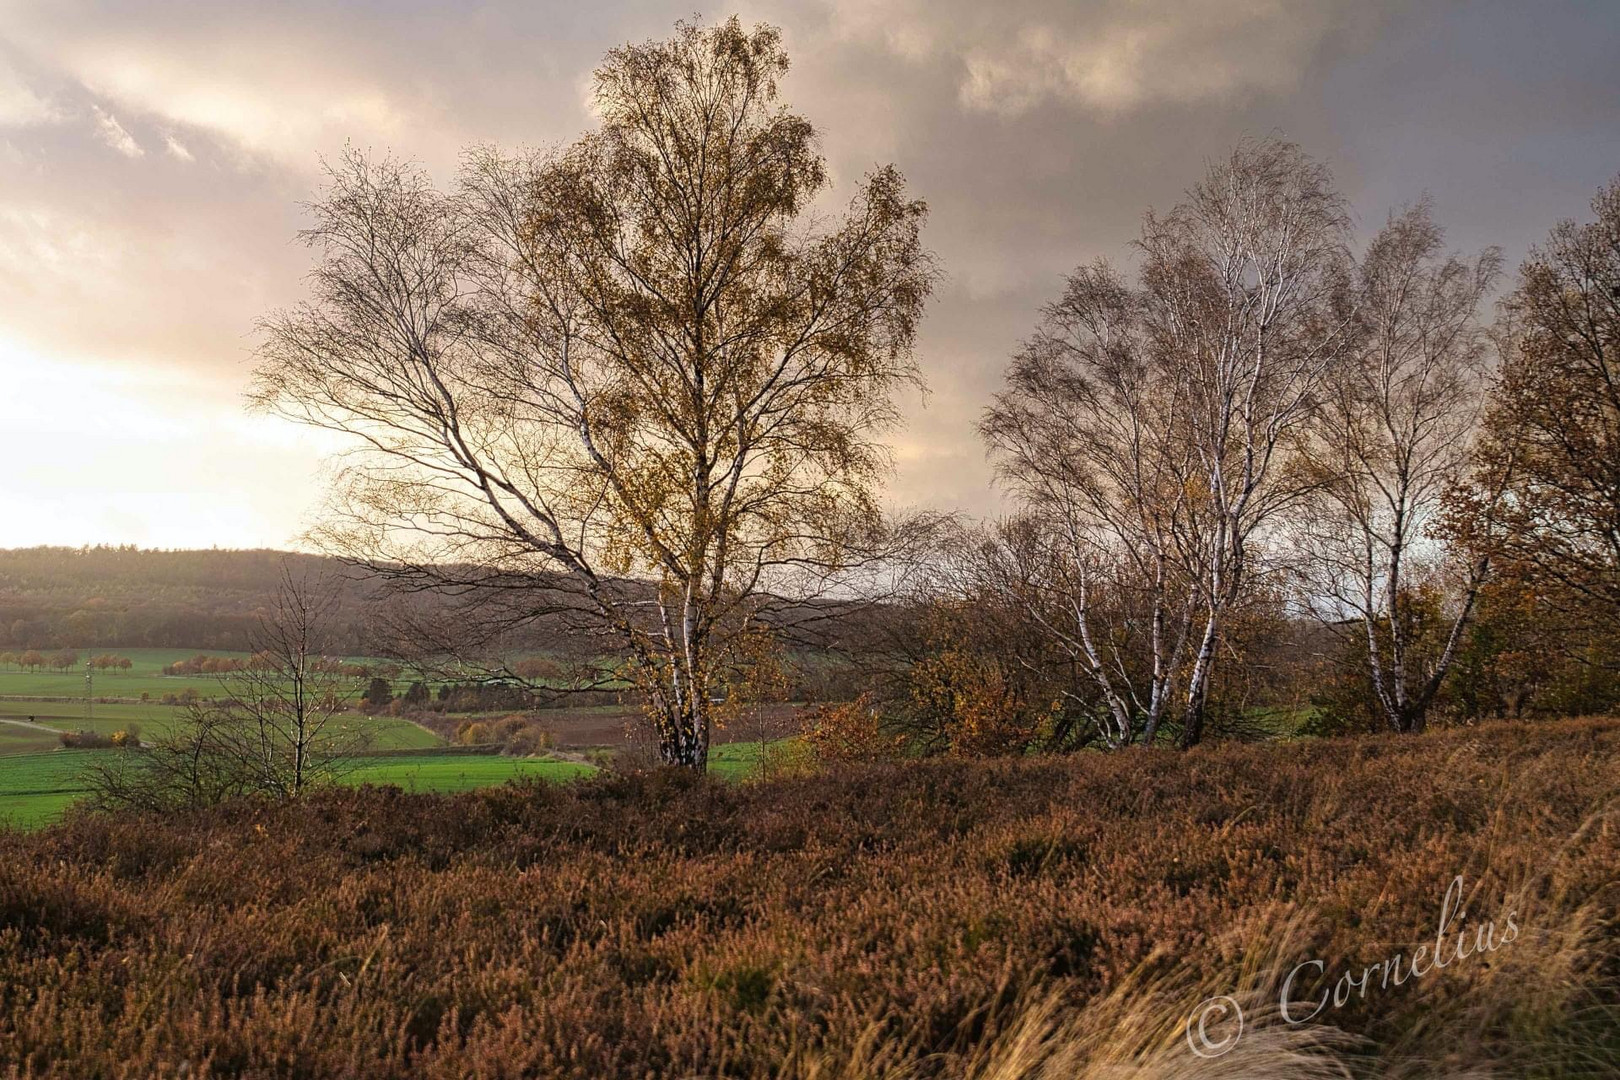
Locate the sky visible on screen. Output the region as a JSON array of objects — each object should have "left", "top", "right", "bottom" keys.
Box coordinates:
[{"left": 2, "top": 0, "right": 1618, "bottom": 550}]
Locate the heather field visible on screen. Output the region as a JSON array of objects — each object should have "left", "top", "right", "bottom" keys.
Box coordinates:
[{"left": 2, "top": 718, "right": 1616, "bottom": 1079}]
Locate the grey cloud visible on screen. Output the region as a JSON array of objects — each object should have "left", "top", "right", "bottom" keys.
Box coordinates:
[{"left": 821, "top": 0, "right": 1391, "bottom": 115}]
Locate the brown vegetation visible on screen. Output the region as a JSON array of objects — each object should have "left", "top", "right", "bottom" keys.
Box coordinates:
[{"left": 2, "top": 718, "right": 1615, "bottom": 1078}]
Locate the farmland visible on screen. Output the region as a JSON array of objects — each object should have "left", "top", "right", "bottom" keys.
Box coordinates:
[
  {"left": 0, "top": 749, "right": 601, "bottom": 828},
  {"left": 0, "top": 645, "right": 794, "bottom": 826},
  {"left": 0, "top": 647, "right": 568, "bottom": 826}
]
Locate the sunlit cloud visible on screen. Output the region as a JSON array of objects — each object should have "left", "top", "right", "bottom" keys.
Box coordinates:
[
  {"left": 0, "top": 0, "right": 1616, "bottom": 548},
  {"left": 0, "top": 339, "right": 334, "bottom": 549},
  {"left": 162, "top": 131, "right": 192, "bottom": 161},
  {"left": 91, "top": 105, "right": 142, "bottom": 156},
  {"left": 827, "top": 0, "right": 1385, "bottom": 115},
  {"left": 0, "top": 57, "right": 57, "bottom": 126}
]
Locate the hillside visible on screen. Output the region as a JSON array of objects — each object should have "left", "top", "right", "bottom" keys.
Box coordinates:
[
  {"left": 0, "top": 547, "right": 878, "bottom": 668},
  {"left": 0, "top": 547, "right": 375, "bottom": 654},
  {"left": 2, "top": 719, "right": 1616, "bottom": 1078}
]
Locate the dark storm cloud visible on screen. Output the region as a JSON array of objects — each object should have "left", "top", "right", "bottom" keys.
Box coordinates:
[{"left": 1, "top": 0, "right": 1617, "bottom": 545}]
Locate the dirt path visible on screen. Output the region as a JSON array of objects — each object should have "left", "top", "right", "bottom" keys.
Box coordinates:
[{"left": 0, "top": 716, "right": 63, "bottom": 732}]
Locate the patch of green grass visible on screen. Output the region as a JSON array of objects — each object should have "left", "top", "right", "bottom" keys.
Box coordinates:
[
  {"left": 326, "top": 716, "right": 444, "bottom": 751},
  {"left": 0, "top": 734, "right": 787, "bottom": 828},
  {"left": 0, "top": 723, "right": 61, "bottom": 754},
  {"left": 0, "top": 647, "right": 421, "bottom": 703},
  {"left": 706, "top": 739, "right": 803, "bottom": 779},
  {"left": 0, "top": 700, "right": 195, "bottom": 737},
  {"left": 0, "top": 701, "right": 442, "bottom": 754},
  {"left": 1247, "top": 705, "right": 1318, "bottom": 737},
  {"left": 0, "top": 752, "right": 99, "bottom": 797},
  {"left": 343, "top": 754, "right": 596, "bottom": 792},
  {"left": 0, "top": 747, "right": 592, "bottom": 829},
  {"left": 0, "top": 792, "right": 83, "bottom": 828}
]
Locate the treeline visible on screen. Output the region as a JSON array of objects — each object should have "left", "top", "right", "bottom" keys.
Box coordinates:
[
  {"left": 0, "top": 547, "right": 378, "bottom": 652},
  {"left": 0, "top": 649, "right": 114, "bottom": 673}
]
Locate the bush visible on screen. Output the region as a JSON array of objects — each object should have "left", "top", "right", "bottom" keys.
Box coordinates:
[
  {"left": 455, "top": 721, "right": 493, "bottom": 745},
  {"left": 504, "top": 724, "right": 556, "bottom": 757},
  {"left": 57, "top": 730, "right": 114, "bottom": 749},
  {"left": 803, "top": 693, "right": 905, "bottom": 763}
]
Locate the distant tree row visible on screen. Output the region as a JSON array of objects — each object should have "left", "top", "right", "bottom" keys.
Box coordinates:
[
  {"left": 0, "top": 649, "right": 130, "bottom": 674},
  {"left": 162, "top": 654, "right": 255, "bottom": 676},
  {"left": 0, "top": 547, "right": 377, "bottom": 653}
]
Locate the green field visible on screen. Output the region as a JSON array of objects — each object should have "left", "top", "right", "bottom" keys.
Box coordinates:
[
  {"left": 0, "top": 647, "right": 431, "bottom": 701},
  {"left": 0, "top": 649, "right": 788, "bottom": 828},
  {"left": 0, "top": 699, "right": 442, "bottom": 752},
  {"left": 0, "top": 748, "right": 596, "bottom": 829},
  {"left": 344, "top": 754, "right": 596, "bottom": 791},
  {"left": 707, "top": 739, "right": 789, "bottom": 779},
  {"left": 0, "top": 752, "right": 105, "bottom": 828},
  {"left": 0, "top": 723, "right": 61, "bottom": 755},
  {"left": 0, "top": 736, "right": 796, "bottom": 828}
]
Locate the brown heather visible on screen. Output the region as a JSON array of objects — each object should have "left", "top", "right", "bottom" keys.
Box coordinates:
[{"left": 3, "top": 719, "right": 1618, "bottom": 1078}]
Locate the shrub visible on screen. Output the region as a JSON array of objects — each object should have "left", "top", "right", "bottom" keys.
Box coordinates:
[
  {"left": 456, "top": 721, "right": 493, "bottom": 745},
  {"left": 58, "top": 730, "right": 114, "bottom": 749},
  {"left": 804, "top": 693, "right": 905, "bottom": 763},
  {"left": 2, "top": 719, "right": 1616, "bottom": 1078}
]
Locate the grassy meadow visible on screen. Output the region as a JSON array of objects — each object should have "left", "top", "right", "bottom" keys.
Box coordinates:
[
  {"left": 0, "top": 647, "right": 261, "bottom": 699},
  {"left": 0, "top": 749, "right": 601, "bottom": 828}
]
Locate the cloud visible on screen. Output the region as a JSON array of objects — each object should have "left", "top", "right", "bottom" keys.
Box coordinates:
[
  {"left": 0, "top": 57, "right": 57, "bottom": 125},
  {"left": 0, "top": 0, "right": 1614, "bottom": 546},
  {"left": 826, "top": 0, "right": 1385, "bottom": 115},
  {"left": 92, "top": 105, "right": 143, "bottom": 156},
  {"left": 0, "top": 3, "right": 549, "bottom": 169}
]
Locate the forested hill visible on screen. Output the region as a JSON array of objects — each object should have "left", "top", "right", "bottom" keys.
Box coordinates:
[
  {"left": 0, "top": 546, "right": 372, "bottom": 653},
  {"left": 0, "top": 546, "right": 874, "bottom": 662}
]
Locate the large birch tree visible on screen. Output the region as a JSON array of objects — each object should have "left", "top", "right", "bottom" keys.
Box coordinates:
[{"left": 252, "top": 18, "right": 935, "bottom": 768}]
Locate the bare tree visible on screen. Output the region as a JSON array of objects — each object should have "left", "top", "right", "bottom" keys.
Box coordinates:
[
  {"left": 228, "top": 568, "right": 368, "bottom": 796},
  {"left": 1297, "top": 201, "right": 1499, "bottom": 733},
  {"left": 986, "top": 139, "right": 1353, "bottom": 746},
  {"left": 84, "top": 701, "right": 263, "bottom": 813},
  {"left": 1145, "top": 139, "right": 1356, "bottom": 745},
  {"left": 983, "top": 265, "right": 1198, "bottom": 746},
  {"left": 84, "top": 567, "right": 365, "bottom": 811},
  {"left": 252, "top": 18, "right": 935, "bottom": 768}
]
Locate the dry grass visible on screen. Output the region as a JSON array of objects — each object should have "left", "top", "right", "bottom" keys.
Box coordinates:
[{"left": 1, "top": 718, "right": 1617, "bottom": 1078}]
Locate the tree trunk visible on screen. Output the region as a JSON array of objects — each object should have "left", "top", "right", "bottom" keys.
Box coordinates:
[
  {"left": 655, "top": 683, "right": 711, "bottom": 769},
  {"left": 1181, "top": 611, "right": 1219, "bottom": 747}
]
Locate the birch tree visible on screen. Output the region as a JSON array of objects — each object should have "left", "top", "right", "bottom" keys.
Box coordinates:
[
  {"left": 1298, "top": 201, "right": 1499, "bottom": 733},
  {"left": 252, "top": 18, "right": 935, "bottom": 768},
  {"left": 983, "top": 265, "right": 1197, "bottom": 747},
  {"left": 1144, "top": 139, "right": 1355, "bottom": 745},
  {"left": 987, "top": 139, "right": 1353, "bottom": 746}
]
